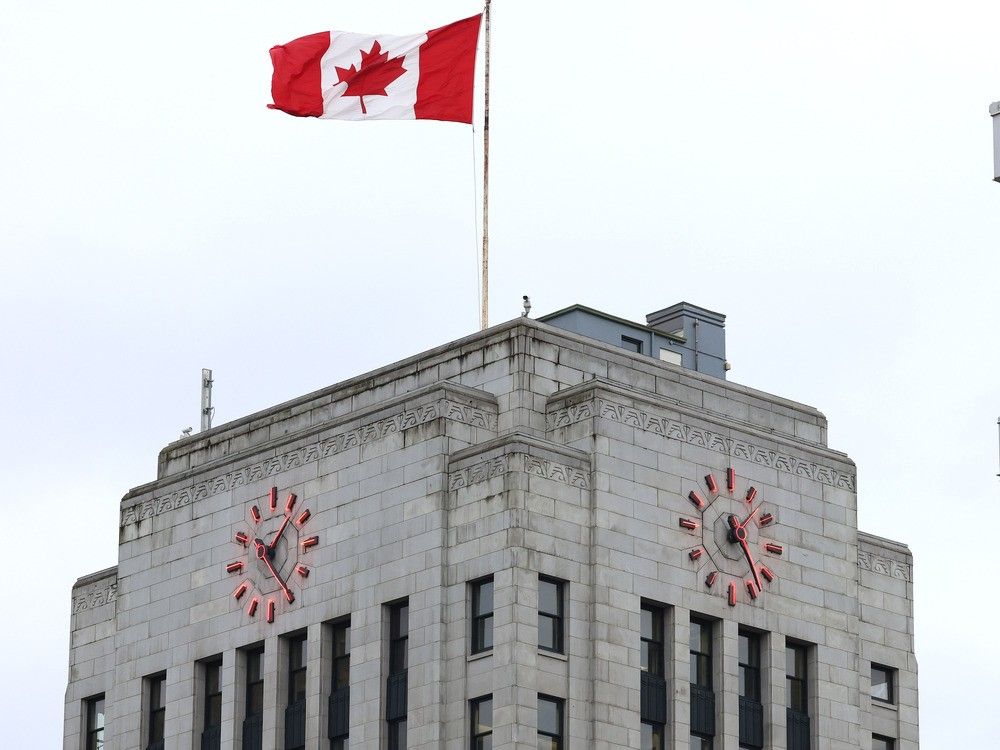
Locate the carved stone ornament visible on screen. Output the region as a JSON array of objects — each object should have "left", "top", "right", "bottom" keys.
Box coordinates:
[
  {"left": 122, "top": 398, "right": 497, "bottom": 527},
  {"left": 547, "top": 397, "right": 856, "bottom": 491}
]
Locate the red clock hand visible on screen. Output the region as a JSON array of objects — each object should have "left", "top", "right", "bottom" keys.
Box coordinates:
[
  {"left": 269, "top": 513, "right": 292, "bottom": 552},
  {"left": 728, "top": 512, "right": 764, "bottom": 590},
  {"left": 253, "top": 539, "right": 295, "bottom": 603}
]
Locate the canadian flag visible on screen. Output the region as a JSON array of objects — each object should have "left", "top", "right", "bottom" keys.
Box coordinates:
[{"left": 269, "top": 15, "right": 482, "bottom": 123}]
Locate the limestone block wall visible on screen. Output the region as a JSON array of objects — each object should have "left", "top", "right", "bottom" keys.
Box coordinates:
[
  {"left": 858, "top": 533, "right": 918, "bottom": 749},
  {"left": 64, "top": 567, "right": 117, "bottom": 748}
]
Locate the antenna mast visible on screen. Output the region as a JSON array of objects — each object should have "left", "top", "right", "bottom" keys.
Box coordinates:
[{"left": 201, "top": 369, "right": 214, "bottom": 432}]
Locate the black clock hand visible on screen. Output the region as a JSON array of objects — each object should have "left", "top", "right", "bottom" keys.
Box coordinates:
[{"left": 253, "top": 538, "right": 295, "bottom": 603}]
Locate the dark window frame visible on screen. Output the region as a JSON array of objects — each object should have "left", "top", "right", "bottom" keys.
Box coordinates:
[
  {"left": 85, "top": 693, "right": 105, "bottom": 750},
  {"left": 470, "top": 694, "right": 493, "bottom": 750},
  {"left": 388, "top": 718, "right": 407, "bottom": 750},
  {"left": 242, "top": 646, "right": 264, "bottom": 750},
  {"left": 872, "top": 734, "right": 895, "bottom": 750},
  {"left": 690, "top": 735, "right": 713, "bottom": 750},
  {"left": 389, "top": 601, "right": 409, "bottom": 675},
  {"left": 332, "top": 620, "right": 351, "bottom": 692},
  {"left": 198, "top": 657, "right": 223, "bottom": 750},
  {"left": 287, "top": 634, "right": 307, "bottom": 706},
  {"left": 871, "top": 664, "right": 895, "bottom": 705},
  {"left": 621, "top": 335, "right": 644, "bottom": 353},
  {"left": 738, "top": 631, "right": 761, "bottom": 702},
  {"left": 245, "top": 647, "right": 264, "bottom": 720},
  {"left": 537, "top": 694, "right": 564, "bottom": 749},
  {"left": 786, "top": 643, "right": 808, "bottom": 713},
  {"left": 689, "top": 618, "right": 713, "bottom": 690},
  {"left": 146, "top": 672, "right": 166, "bottom": 750},
  {"left": 538, "top": 576, "right": 565, "bottom": 654},
  {"left": 641, "top": 603, "right": 665, "bottom": 677},
  {"left": 471, "top": 577, "right": 495, "bottom": 655},
  {"left": 329, "top": 619, "right": 351, "bottom": 745},
  {"left": 387, "top": 601, "right": 409, "bottom": 750}
]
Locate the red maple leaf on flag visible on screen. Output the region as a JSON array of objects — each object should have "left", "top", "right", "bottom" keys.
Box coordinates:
[{"left": 335, "top": 41, "right": 407, "bottom": 115}]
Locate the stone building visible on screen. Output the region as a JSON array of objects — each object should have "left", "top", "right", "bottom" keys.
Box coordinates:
[{"left": 64, "top": 303, "right": 919, "bottom": 750}]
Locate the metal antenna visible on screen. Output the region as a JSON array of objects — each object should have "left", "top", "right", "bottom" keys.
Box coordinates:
[{"left": 201, "top": 369, "right": 214, "bottom": 432}]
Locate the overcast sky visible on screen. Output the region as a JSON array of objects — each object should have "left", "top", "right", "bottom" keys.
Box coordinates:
[{"left": 1, "top": 1, "right": 997, "bottom": 746}]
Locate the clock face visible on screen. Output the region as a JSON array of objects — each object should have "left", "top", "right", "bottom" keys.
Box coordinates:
[
  {"left": 679, "top": 468, "right": 781, "bottom": 607},
  {"left": 225, "top": 487, "right": 318, "bottom": 623}
]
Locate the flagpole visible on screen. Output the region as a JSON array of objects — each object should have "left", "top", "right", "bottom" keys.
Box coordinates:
[{"left": 480, "top": 0, "right": 491, "bottom": 331}]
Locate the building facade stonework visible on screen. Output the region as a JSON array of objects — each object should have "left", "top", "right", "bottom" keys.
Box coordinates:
[{"left": 65, "top": 315, "right": 918, "bottom": 750}]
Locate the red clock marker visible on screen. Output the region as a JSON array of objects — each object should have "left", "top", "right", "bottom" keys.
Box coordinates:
[
  {"left": 296, "top": 509, "right": 311, "bottom": 527},
  {"left": 302, "top": 536, "right": 319, "bottom": 550},
  {"left": 705, "top": 474, "right": 718, "bottom": 494},
  {"left": 296, "top": 565, "right": 310, "bottom": 578},
  {"left": 689, "top": 491, "right": 706, "bottom": 510},
  {"left": 745, "top": 487, "right": 757, "bottom": 505},
  {"left": 705, "top": 571, "right": 718, "bottom": 588},
  {"left": 689, "top": 548, "right": 703, "bottom": 561},
  {"left": 727, "top": 468, "right": 736, "bottom": 493},
  {"left": 760, "top": 566, "right": 775, "bottom": 583},
  {"left": 235, "top": 531, "right": 249, "bottom": 547},
  {"left": 680, "top": 518, "right": 699, "bottom": 530},
  {"left": 759, "top": 513, "right": 774, "bottom": 527},
  {"left": 746, "top": 580, "right": 759, "bottom": 599},
  {"left": 226, "top": 561, "right": 244, "bottom": 574},
  {"left": 266, "top": 599, "right": 275, "bottom": 623},
  {"left": 233, "top": 582, "right": 249, "bottom": 600},
  {"left": 250, "top": 505, "right": 262, "bottom": 524},
  {"left": 728, "top": 582, "right": 738, "bottom": 606},
  {"left": 247, "top": 597, "right": 259, "bottom": 617},
  {"left": 285, "top": 493, "right": 297, "bottom": 514},
  {"left": 764, "top": 543, "right": 783, "bottom": 555},
  {"left": 269, "top": 486, "right": 278, "bottom": 512}
]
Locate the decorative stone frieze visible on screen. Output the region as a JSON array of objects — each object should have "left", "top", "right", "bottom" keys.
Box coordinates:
[
  {"left": 121, "top": 397, "right": 497, "bottom": 526},
  {"left": 547, "top": 396, "right": 856, "bottom": 491}
]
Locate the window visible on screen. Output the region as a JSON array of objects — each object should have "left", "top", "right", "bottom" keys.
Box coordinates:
[
  {"left": 621, "top": 335, "right": 643, "bottom": 353},
  {"left": 641, "top": 603, "right": 665, "bottom": 748},
  {"left": 538, "top": 577, "right": 564, "bottom": 653},
  {"left": 739, "top": 632, "right": 760, "bottom": 701},
  {"left": 243, "top": 647, "right": 264, "bottom": 750},
  {"left": 537, "top": 695, "right": 563, "bottom": 750},
  {"left": 786, "top": 643, "right": 810, "bottom": 750},
  {"left": 689, "top": 617, "right": 714, "bottom": 749},
  {"left": 329, "top": 621, "right": 351, "bottom": 750},
  {"left": 288, "top": 636, "right": 307, "bottom": 705},
  {"left": 470, "top": 695, "right": 493, "bottom": 750},
  {"left": 85, "top": 694, "right": 105, "bottom": 750},
  {"left": 641, "top": 604, "right": 664, "bottom": 677},
  {"left": 786, "top": 645, "right": 807, "bottom": 713},
  {"left": 286, "top": 635, "right": 307, "bottom": 750},
  {"left": 871, "top": 664, "right": 895, "bottom": 704},
  {"left": 689, "top": 619, "right": 712, "bottom": 689},
  {"left": 471, "top": 577, "right": 494, "bottom": 654},
  {"left": 202, "top": 658, "right": 222, "bottom": 750},
  {"left": 738, "top": 631, "right": 763, "bottom": 750},
  {"left": 145, "top": 674, "right": 166, "bottom": 750},
  {"left": 872, "top": 735, "right": 894, "bottom": 750},
  {"left": 387, "top": 602, "right": 409, "bottom": 750},
  {"left": 390, "top": 602, "right": 409, "bottom": 675}
]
